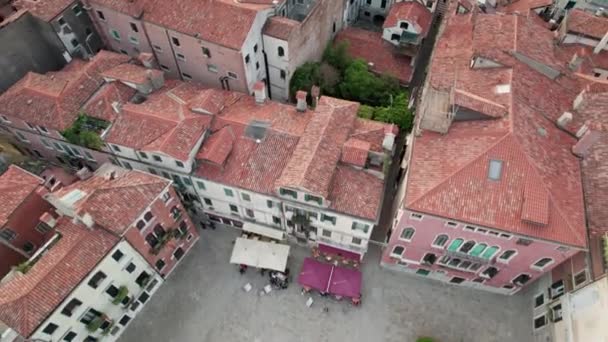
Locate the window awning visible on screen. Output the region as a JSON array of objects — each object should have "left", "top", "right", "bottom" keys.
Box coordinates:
[
  {"left": 229, "top": 237, "right": 290, "bottom": 272},
  {"left": 243, "top": 221, "right": 285, "bottom": 241}
]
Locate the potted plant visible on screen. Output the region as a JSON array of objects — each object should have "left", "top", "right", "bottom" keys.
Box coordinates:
[{"left": 112, "top": 286, "right": 129, "bottom": 305}]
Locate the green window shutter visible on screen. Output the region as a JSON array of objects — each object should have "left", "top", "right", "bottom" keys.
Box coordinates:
[
  {"left": 447, "top": 238, "right": 463, "bottom": 252},
  {"left": 481, "top": 246, "right": 499, "bottom": 259},
  {"left": 469, "top": 243, "right": 487, "bottom": 257}
]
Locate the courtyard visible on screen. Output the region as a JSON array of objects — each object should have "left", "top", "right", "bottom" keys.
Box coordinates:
[{"left": 120, "top": 227, "right": 534, "bottom": 342}]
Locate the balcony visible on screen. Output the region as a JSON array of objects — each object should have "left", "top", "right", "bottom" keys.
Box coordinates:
[{"left": 444, "top": 249, "right": 495, "bottom": 265}]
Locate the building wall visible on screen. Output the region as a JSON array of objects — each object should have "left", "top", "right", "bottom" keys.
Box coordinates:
[
  {"left": 51, "top": 1, "right": 104, "bottom": 58},
  {"left": 87, "top": 3, "right": 152, "bottom": 58},
  {"left": 0, "top": 13, "right": 68, "bottom": 93},
  {"left": 242, "top": 9, "right": 272, "bottom": 94},
  {"left": 359, "top": 0, "right": 395, "bottom": 21},
  {"left": 3, "top": 189, "right": 53, "bottom": 256},
  {"left": 29, "top": 240, "right": 163, "bottom": 342},
  {"left": 382, "top": 19, "right": 422, "bottom": 46},
  {"left": 381, "top": 209, "right": 581, "bottom": 294},
  {"left": 562, "top": 33, "right": 602, "bottom": 50},
  {"left": 123, "top": 186, "right": 200, "bottom": 278},
  {"left": 0, "top": 245, "right": 26, "bottom": 278},
  {"left": 263, "top": 34, "right": 290, "bottom": 102}
]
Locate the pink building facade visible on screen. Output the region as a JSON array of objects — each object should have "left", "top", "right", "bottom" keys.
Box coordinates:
[{"left": 381, "top": 210, "right": 581, "bottom": 295}]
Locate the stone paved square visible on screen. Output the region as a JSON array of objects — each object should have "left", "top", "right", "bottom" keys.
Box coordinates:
[{"left": 119, "top": 227, "right": 534, "bottom": 342}]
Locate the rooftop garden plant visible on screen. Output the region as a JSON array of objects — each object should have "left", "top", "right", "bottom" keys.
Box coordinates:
[{"left": 61, "top": 114, "right": 109, "bottom": 150}]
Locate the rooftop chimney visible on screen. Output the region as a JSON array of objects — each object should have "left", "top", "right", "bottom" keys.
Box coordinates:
[
  {"left": 573, "top": 124, "right": 601, "bottom": 157},
  {"left": 568, "top": 53, "right": 584, "bottom": 71},
  {"left": 594, "top": 30, "right": 608, "bottom": 55},
  {"left": 111, "top": 101, "right": 122, "bottom": 114},
  {"left": 138, "top": 52, "right": 156, "bottom": 69},
  {"left": 296, "top": 90, "right": 307, "bottom": 112},
  {"left": 311, "top": 85, "right": 320, "bottom": 108},
  {"left": 253, "top": 81, "right": 267, "bottom": 104},
  {"left": 80, "top": 212, "right": 95, "bottom": 229},
  {"left": 382, "top": 124, "right": 398, "bottom": 151},
  {"left": 557, "top": 112, "right": 573, "bottom": 129},
  {"left": 146, "top": 69, "right": 165, "bottom": 91}
]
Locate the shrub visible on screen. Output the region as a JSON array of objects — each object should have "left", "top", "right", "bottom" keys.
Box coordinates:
[{"left": 61, "top": 114, "right": 109, "bottom": 150}]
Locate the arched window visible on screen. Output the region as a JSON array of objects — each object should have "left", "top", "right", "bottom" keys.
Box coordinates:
[
  {"left": 481, "top": 246, "right": 500, "bottom": 259},
  {"left": 144, "top": 211, "right": 153, "bottom": 221},
  {"left": 447, "top": 238, "right": 464, "bottom": 252},
  {"left": 482, "top": 266, "right": 499, "bottom": 279},
  {"left": 400, "top": 227, "right": 415, "bottom": 241},
  {"left": 459, "top": 240, "right": 476, "bottom": 253},
  {"left": 432, "top": 234, "right": 449, "bottom": 247},
  {"left": 498, "top": 250, "right": 517, "bottom": 262},
  {"left": 533, "top": 258, "right": 553, "bottom": 269},
  {"left": 469, "top": 243, "right": 487, "bottom": 257},
  {"left": 391, "top": 245, "right": 405, "bottom": 257},
  {"left": 512, "top": 273, "right": 531, "bottom": 286},
  {"left": 278, "top": 46, "right": 285, "bottom": 57}
]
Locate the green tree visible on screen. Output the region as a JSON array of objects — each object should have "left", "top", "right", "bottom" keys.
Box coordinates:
[
  {"left": 339, "top": 59, "right": 400, "bottom": 107},
  {"left": 289, "top": 62, "right": 321, "bottom": 102},
  {"left": 323, "top": 41, "right": 352, "bottom": 74},
  {"left": 372, "top": 93, "right": 413, "bottom": 131},
  {"left": 357, "top": 105, "right": 376, "bottom": 119}
]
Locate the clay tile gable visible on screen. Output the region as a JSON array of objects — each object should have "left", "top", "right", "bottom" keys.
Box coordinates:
[
  {"left": 341, "top": 138, "right": 371, "bottom": 167},
  {"left": 0, "top": 166, "right": 43, "bottom": 227},
  {"left": 197, "top": 126, "right": 235, "bottom": 165},
  {"left": 383, "top": 1, "right": 433, "bottom": 37},
  {"left": 453, "top": 88, "right": 508, "bottom": 118}
]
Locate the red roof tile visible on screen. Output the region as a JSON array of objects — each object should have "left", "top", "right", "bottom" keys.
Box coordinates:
[
  {"left": 328, "top": 165, "right": 384, "bottom": 220},
  {"left": 276, "top": 97, "right": 359, "bottom": 198},
  {"left": 0, "top": 166, "right": 43, "bottom": 227},
  {"left": 263, "top": 16, "right": 298, "bottom": 41},
  {"left": 566, "top": 9, "right": 608, "bottom": 40},
  {"left": 83, "top": 82, "right": 136, "bottom": 122},
  {"left": 197, "top": 126, "right": 235, "bottom": 165},
  {"left": 383, "top": 1, "right": 433, "bottom": 37},
  {"left": 0, "top": 51, "right": 130, "bottom": 131},
  {"left": 89, "top": 0, "right": 149, "bottom": 17},
  {"left": 499, "top": 0, "right": 552, "bottom": 14},
  {"left": 101, "top": 63, "right": 163, "bottom": 86},
  {"left": 407, "top": 10, "right": 588, "bottom": 247},
  {"left": 12, "top": 0, "right": 74, "bottom": 22},
  {"left": 341, "top": 138, "right": 371, "bottom": 167},
  {"left": 0, "top": 217, "right": 119, "bottom": 337},
  {"left": 334, "top": 27, "right": 413, "bottom": 84},
  {"left": 51, "top": 165, "right": 169, "bottom": 235}
]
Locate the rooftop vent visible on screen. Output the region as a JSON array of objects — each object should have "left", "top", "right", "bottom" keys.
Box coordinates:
[
  {"left": 495, "top": 84, "right": 511, "bottom": 94},
  {"left": 488, "top": 159, "right": 503, "bottom": 181},
  {"left": 245, "top": 120, "right": 270, "bottom": 141}
]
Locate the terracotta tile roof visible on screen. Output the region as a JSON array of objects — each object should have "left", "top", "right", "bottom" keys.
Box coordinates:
[
  {"left": 100, "top": 63, "right": 163, "bottom": 86},
  {"left": 188, "top": 88, "right": 233, "bottom": 115},
  {"left": 0, "top": 51, "right": 130, "bottom": 131},
  {"left": 566, "top": 9, "right": 608, "bottom": 40},
  {"left": 557, "top": 44, "right": 608, "bottom": 75},
  {"left": 328, "top": 165, "right": 384, "bottom": 221},
  {"left": 275, "top": 97, "right": 359, "bottom": 198},
  {"left": 383, "top": 1, "right": 433, "bottom": 37},
  {"left": 12, "top": 0, "right": 75, "bottom": 22},
  {"left": 351, "top": 118, "right": 392, "bottom": 152},
  {"left": 341, "top": 138, "right": 371, "bottom": 167},
  {"left": 196, "top": 126, "right": 235, "bottom": 165},
  {"left": 407, "top": 10, "right": 588, "bottom": 247},
  {"left": 83, "top": 82, "right": 136, "bottom": 122},
  {"left": 105, "top": 81, "right": 213, "bottom": 161},
  {"left": 499, "top": 0, "right": 552, "bottom": 14},
  {"left": 334, "top": 27, "right": 413, "bottom": 84},
  {"left": 453, "top": 89, "right": 508, "bottom": 118},
  {"left": 263, "top": 16, "right": 298, "bottom": 41},
  {"left": 140, "top": 0, "right": 258, "bottom": 50},
  {"left": 51, "top": 165, "right": 169, "bottom": 235},
  {"left": 88, "top": 0, "right": 149, "bottom": 17},
  {"left": 0, "top": 166, "right": 43, "bottom": 227},
  {"left": 0, "top": 217, "right": 119, "bottom": 337}
]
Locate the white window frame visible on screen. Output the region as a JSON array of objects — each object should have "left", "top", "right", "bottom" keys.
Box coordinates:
[
  {"left": 399, "top": 227, "right": 415, "bottom": 242},
  {"left": 110, "top": 29, "right": 121, "bottom": 41},
  {"left": 431, "top": 234, "right": 449, "bottom": 249},
  {"left": 573, "top": 269, "right": 588, "bottom": 288},
  {"left": 497, "top": 249, "right": 517, "bottom": 264},
  {"left": 533, "top": 313, "right": 548, "bottom": 330},
  {"left": 390, "top": 245, "right": 405, "bottom": 258},
  {"left": 129, "top": 35, "right": 139, "bottom": 45},
  {"left": 176, "top": 53, "right": 186, "bottom": 61},
  {"left": 37, "top": 125, "right": 49, "bottom": 134},
  {"left": 533, "top": 292, "right": 545, "bottom": 308},
  {"left": 531, "top": 257, "right": 554, "bottom": 271},
  {"left": 445, "top": 221, "right": 458, "bottom": 228}
]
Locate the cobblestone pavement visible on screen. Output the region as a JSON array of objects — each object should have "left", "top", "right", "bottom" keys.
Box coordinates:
[{"left": 120, "top": 227, "right": 533, "bottom": 342}]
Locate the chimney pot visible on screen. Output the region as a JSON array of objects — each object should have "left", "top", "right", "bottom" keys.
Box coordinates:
[
  {"left": 296, "top": 91, "right": 307, "bottom": 112},
  {"left": 557, "top": 112, "right": 573, "bottom": 129}
]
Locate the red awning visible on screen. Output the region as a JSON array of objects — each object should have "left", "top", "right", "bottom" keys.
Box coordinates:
[
  {"left": 298, "top": 258, "right": 333, "bottom": 292},
  {"left": 319, "top": 243, "right": 360, "bottom": 261},
  {"left": 298, "top": 257, "right": 362, "bottom": 299}
]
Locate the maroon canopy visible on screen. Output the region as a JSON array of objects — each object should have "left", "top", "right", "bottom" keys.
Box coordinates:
[
  {"left": 298, "top": 257, "right": 333, "bottom": 292},
  {"left": 319, "top": 243, "right": 360, "bottom": 261},
  {"left": 328, "top": 266, "right": 362, "bottom": 299}
]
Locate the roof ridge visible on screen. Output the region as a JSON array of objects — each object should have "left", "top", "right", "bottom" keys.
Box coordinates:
[{"left": 406, "top": 132, "right": 511, "bottom": 207}]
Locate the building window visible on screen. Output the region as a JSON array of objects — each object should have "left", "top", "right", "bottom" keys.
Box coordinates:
[
  {"left": 203, "top": 198, "right": 213, "bottom": 206},
  {"left": 255, "top": 62, "right": 260, "bottom": 70},
  {"left": 152, "top": 155, "right": 162, "bottom": 162},
  {"left": 266, "top": 200, "right": 274, "bottom": 208},
  {"left": 0, "top": 115, "right": 10, "bottom": 123},
  {"left": 272, "top": 216, "right": 281, "bottom": 225},
  {"left": 400, "top": 22, "right": 409, "bottom": 29},
  {"left": 534, "top": 293, "right": 545, "bottom": 308},
  {"left": 352, "top": 237, "right": 362, "bottom": 245},
  {"left": 480, "top": 245, "right": 499, "bottom": 259},
  {"left": 172, "top": 37, "right": 180, "bottom": 46},
  {"left": 322, "top": 229, "right": 332, "bottom": 238},
  {"left": 320, "top": 214, "right": 336, "bottom": 225},
  {"left": 153, "top": 45, "right": 163, "bottom": 52},
  {"left": 241, "top": 193, "right": 251, "bottom": 201},
  {"left": 464, "top": 225, "right": 476, "bottom": 232},
  {"left": 119, "top": 315, "right": 132, "bottom": 326},
  {"left": 230, "top": 204, "right": 238, "bottom": 213},
  {"left": 97, "top": 10, "right": 105, "bottom": 20},
  {"left": 110, "top": 29, "right": 121, "bottom": 41},
  {"left": 498, "top": 249, "right": 517, "bottom": 262},
  {"left": 176, "top": 53, "right": 186, "bottom": 61},
  {"left": 227, "top": 71, "right": 238, "bottom": 79},
  {"left": 534, "top": 314, "right": 547, "bottom": 330},
  {"left": 72, "top": 5, "right": 82, "bottom": 15},
  {"left": 130, "top": 22, "right": 139, "bottom": 33},
  {"left": 516, "top": 238, "right": 533, "bottom": 246},
  {"left": 447, "top": 238, "right": 463, "bottom": 252},
  {"left": 61, "top": 298, "right": 82, "bottom": 317},
  {"left": 481, "top": 266, "right": 499, "bottom": 279},
  {"left": 182, "top": 73, "right": 192, "bottom": 80},
  {"left": 71, "top": 39, "right": 80, "bottom": 48},
  {"left": 278, "top": 46, "right": 285, "bottom": 57},
  {"left": 208, "top": 64, "right": 218, "bottom": 73},
  {"left": 459, "top": 240, "right": 475, "bottom": 253},
  {"left": 449, "top": 277, "right": 465, "bottom": 284},
  {"left": 253, "top": 44, "right": 258, "bottom": 53},
  {"left": 279, "top": 188, "right": 297, "bottom": 199},
  {"left": 0, "top": 228, "right": 16, "bottom": 241},
  {"left": 513, "top": 273, "right": 531, "bottom": 286},
  {"left": 80, "top": 308, "right": 102, "bottom": 325},
  {"left": 139, "top": 151, "right": 148, "bottom": 159},
  {"left": 63, "top": 331, "right": 77, "bottom": 341},
  {"left": 202, "top": 47, "right": 211, "bottom": 58},
  {"left": 351, "top": 222, "right": 370, "bottom": 233},
  {"left": 135, "top": 271, "right": 151, "bottom": 287},
  {"left": 88, "top": 271, "right": 106, "bottom": 289},
  {"left": 468, "top": 243, "right": 487, "bottom": 257},
  {"left": 246, "top": 209, "right": 254, "bottom": 218},
  {"left": 532, "top": 258, "right": 554, "bottom": 270},
  {"left": 391, "top": 33, "right": 400, "bottom": 41},
  {"left": 391, "top": 245, "right": 405, "bottom": 258},
  {"left": 15, "top": 131, "right": 28, "bottom": 142},
  {"left": 400, "top": 227, "right": 415, "bottom": 241},
  {"left": 129, "top": 36, "right": 139, "bottom": 45},
  {"left": 488, "top": 159, "right": 503, "bottom": 180},
  {"left": 304, "top": 194, "right": 322, "bottom": 205},
  {"left": 175, "top": 160, "right": 184, "bottom": 168},
  {"left": 245, "top": 54, "right": 250, "bottom": 63},
  {"left": 432, "top": 234, "right": 449, "bottom": 248},
  {"left": 224, "top": 188, "right": 234, "bottom": 197},
  {"left": 112, "top": 249, "right": 124, "bottom": 262},
  {"left": 155, "top": 259, "right": 165, "bottom": 271},
  {"left": 280, "top": 69, "right": 286, "bottom": 80},
  {"left": 22, "top": 241, "right": 35, "bottom": 253},
  {"left": 42, "top": 322, "right": 58, "bottom": 335},
  {"left": 574, "top": 270, "right": 587, "bottom": 287},
  {"left": 196, "top": 181, "right": 206, "bottom": 190},
  {"left": 125, "top": 262, "right": 136, "bottom": 273},
  {"left": 410, "top": 213, "right": 423, "bottom": 220}
]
